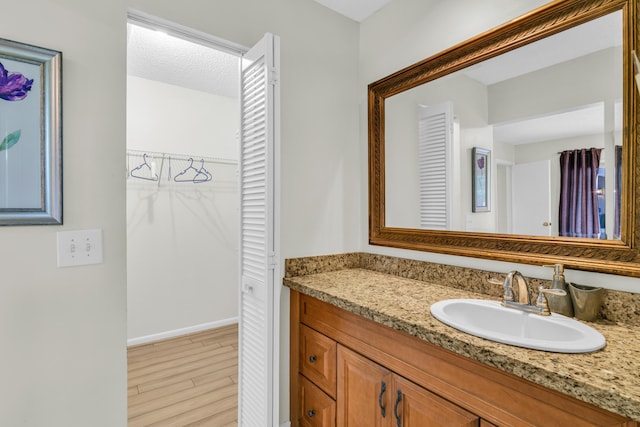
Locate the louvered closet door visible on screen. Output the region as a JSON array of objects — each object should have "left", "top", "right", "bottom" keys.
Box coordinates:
[
  {"left": 238, "top": 33, "right": 280, "bottom": 427},
  {"left": 418, "top": 102, "right": 453, "bottom": 230}
]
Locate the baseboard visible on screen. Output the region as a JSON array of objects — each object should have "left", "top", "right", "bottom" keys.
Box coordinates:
[{"left": 127, "top": 317, "right": 239, "bottom": 347}]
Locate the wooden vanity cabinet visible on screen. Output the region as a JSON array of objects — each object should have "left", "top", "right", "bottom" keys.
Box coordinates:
[
  {"left": 290, "top": 290, "right": 638, "bottom": 427},
  {"left": 338, "top": 345, "right": 478, "bottom": 426}
]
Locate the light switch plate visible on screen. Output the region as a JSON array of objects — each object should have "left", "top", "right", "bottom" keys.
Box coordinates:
[{"left": 57, "top": 229, "right": 103, "bottom": 267}]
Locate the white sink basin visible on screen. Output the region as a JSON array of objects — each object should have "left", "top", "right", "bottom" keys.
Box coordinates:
[{"left": 430, "top": 299, "right": 605, "bottom": 353}]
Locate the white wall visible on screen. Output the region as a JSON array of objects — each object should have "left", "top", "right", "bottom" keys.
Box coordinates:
[
  {"left": 489, "top": 47, "right": 622, "bottom": 124},
  {"left": 127, "top": 76, "right": 239, "bottom": 159},
  {"left": 126, "top": 76, "right": 239, "bottom": 341},
  {"left": 360, "top": 0, "right": 640, "bottom": 294},
  {"left": 126, "top": 164, "right": 239, "bottom": 341},
  {"left": 461, "top": 126, "right": 496, "bottom": 232},
  {"left": 0, "top": 1, "right": 127, "bottom": 426}
]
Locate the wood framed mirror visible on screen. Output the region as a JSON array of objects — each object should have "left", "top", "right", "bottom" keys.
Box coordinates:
[{"left": 368, "top": 0, "right": 640, "bottom": 277}]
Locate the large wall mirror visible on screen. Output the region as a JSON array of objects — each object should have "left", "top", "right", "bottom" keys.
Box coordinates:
[{"left": 368, "top": 0, "right": 640, "bottom": 276}]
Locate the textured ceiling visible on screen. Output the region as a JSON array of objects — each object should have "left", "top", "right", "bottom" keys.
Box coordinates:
[{"left": 127, "top": 23, "right": 239, "bottom": 99}]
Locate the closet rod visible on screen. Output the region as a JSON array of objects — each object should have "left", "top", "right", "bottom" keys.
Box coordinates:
[{"left": 126, "top": 149, "right": 237, "bottom": 165}]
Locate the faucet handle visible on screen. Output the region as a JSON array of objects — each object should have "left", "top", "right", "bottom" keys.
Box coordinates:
[
  {"left": 535, "top": 286, "right": 567, "bottom": 315},
  {"left": 539, "top": 287, "right": 567, "bottom": 297},
  {"left": 488, "top": 277, "right": 514, "bottom": 302}
]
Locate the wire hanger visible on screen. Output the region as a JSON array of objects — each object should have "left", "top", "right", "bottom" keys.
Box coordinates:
[
  {"left": 174, "top": 158, "right": 213, "bottom": 183},
  {"left": 130, "top": 153, "right": 159, "bottom": 181},
  {"left": 173, "top": 158, "right": 199, "bottom": 182},
  {"left": 195, "top": 159, "right": 213, "bottom": 183}
]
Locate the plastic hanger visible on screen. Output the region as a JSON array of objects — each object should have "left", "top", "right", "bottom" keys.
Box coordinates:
[
  {"left": 174, "top": 158, "right": 212, "bottom": 183},
  {"left": 130, "top": 153, "right": 159, "bottom": 181},
  {"left": 194, "top": 159, "right": 213, "bottom": 183}
]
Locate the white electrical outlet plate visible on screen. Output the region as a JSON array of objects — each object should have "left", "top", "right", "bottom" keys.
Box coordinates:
[{"left": 57, "top": 229, "right": 103, "bottom": 267}]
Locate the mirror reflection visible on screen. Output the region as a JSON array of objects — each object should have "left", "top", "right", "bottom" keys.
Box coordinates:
[{"left": 385, "top": 11, "right": 622, "bottom": 240}]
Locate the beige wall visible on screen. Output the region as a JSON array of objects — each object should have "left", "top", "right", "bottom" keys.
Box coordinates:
[{"left": 0, "top": 1, "right": 128, "bottom": 426}]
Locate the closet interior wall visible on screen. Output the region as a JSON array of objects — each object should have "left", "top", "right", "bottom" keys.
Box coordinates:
[{"left": 126, "top": 54, "right": 240, "bottom": 342}]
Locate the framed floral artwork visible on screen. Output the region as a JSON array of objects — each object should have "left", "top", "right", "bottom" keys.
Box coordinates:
[
  {"left": 472, "top": 147, "right": 490, "bottom": 213},
  {"left": 0, "top": 39, "right": 61, "bottom": 225}
]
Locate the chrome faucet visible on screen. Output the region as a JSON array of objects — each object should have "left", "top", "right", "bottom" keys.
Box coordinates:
[{"left": 489, "top": 271, "right": 566, "bottom": 316}]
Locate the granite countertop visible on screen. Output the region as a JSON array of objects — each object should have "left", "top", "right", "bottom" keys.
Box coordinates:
[{"left": 284, "top": 268, "right": 640, "bottom": 422}]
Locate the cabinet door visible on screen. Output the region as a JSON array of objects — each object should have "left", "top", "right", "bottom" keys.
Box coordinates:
[
  {"left": 393, "top": 376, "right": 479, "bottom": 427},
  {"left": 337, "top": 345, "right": 393, "bottom": 427}
]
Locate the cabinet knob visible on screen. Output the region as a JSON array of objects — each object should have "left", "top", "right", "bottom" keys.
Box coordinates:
[
  {"left": 309, "top": 355, "right": 317, "bottom": 363},
  {"left": 307, "top": 409, "right": 315, "bottom": 418}
]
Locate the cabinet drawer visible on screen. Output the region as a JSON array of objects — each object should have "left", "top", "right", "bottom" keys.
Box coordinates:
[
  {"left": 300, "top": 324, "right": 337, "bottom": 398},
  {"left": 299, "top": 374, "right": 336, "bottom": 427}
]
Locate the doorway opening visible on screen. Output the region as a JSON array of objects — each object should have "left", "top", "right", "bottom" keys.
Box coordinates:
[{"left": 126, "top": 15, "right": 242, "bottom": 425}]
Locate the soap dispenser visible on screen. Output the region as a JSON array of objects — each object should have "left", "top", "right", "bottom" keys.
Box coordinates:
[{"left": 544, "top": 264, "right": 573, "bottom": 317}]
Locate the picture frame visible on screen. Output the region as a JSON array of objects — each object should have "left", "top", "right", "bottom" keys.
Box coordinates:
[
  {"left": 472, "top": 147, "right": 490, "bottom": 213},
  {"left": 0, "top": 38, "right": 62, "bottom": 225}
]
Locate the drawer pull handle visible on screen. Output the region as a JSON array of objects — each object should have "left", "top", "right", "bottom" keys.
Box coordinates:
[
  {"left": 309, "top": 355, "right": 317, "bottom": 363},
  {"left": 378, "top": 380, "right": 387, "bottom": 417},
  {"left": 307, "top": 409, "right": 315, "bottom": 418},
  {"left": 394, "top": 389, "right": 402, "bottom": 427}
]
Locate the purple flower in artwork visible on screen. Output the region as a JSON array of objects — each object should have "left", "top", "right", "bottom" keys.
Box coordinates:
[
  {"left": 0, "top": 61, "right": 33, "bottom": 101},
  {"left": 477, "top": 157, "right": 485, "bottom": 170}
]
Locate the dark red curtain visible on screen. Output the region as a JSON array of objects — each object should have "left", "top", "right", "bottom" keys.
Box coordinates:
[
  {"left": 614, "top": 145, "right": 622, "bottom": 239},
  {"left": 558, "top": 148, "right": 602, "bottom": 238}
]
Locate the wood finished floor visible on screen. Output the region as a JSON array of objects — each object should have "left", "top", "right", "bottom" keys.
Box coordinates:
[{"left": 128, "top": 324, "right": 238, "bottom": 427}]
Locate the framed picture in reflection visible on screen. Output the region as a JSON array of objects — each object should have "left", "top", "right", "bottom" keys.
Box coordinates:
[{"left": 472, "top": 147, "right": 490, "bottom": 213}]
